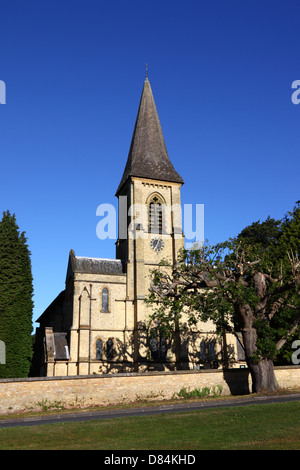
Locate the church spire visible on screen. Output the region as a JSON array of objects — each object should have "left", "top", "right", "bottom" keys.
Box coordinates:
[{"left": 116, "top": 76, "right": 184, "bottom": 195}]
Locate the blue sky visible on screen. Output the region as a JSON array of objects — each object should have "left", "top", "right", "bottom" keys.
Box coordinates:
[{"left": 1, "top": 0, "right": 299, "bottom": 330}]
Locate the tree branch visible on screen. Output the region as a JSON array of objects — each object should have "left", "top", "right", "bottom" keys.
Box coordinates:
[{"left": 276, "top": 315, "right": 300, "bottom": 350}]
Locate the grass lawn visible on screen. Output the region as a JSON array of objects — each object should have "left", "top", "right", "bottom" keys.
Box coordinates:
[{"left": 0, "top": 401, "right": 300, "bottom": 450}]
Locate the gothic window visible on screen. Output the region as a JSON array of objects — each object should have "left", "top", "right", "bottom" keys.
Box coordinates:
[
  {"left": 101, "top": 287, "right": 109, "bottom": 312},
  {"left": 148, "top": 194, "right": 163, "bottom": 234},
  {"left": 149, "top": 332, "right": 159, "bottom": 361},
  {"left": 106, "top": 338, "right": 114, "bottom": 360},
  {"left": 208, "top": 340, "right": 216, "bottom": 361},
  {"left": 96, "top": 339, "right": 103, "bottom": 360},
  {"left": 160, "top": 336, "right": 167, "bottom": 361},
  {"left": 149, "top": 328, "right": 168, "bottom": 361},
  {"left": 200, "top": 340, "right": 207, "bottom": 362},
  {"left": 200, "top": 339, "right": 217, "bottom": 366}
]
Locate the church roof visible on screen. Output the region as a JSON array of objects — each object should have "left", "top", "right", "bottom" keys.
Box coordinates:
[
  {"left": 116, "top": 77, "right": 184, "bottom": 195},
  {"left": 69, "top": 252, "right": 126, "bottom": 275}
]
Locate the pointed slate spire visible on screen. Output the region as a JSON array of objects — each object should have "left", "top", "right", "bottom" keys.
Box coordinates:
[{"left": 116, "top": 76, "right": 184, "bottom": 195}]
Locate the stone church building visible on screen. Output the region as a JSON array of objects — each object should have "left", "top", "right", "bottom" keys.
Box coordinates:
[{"left": 33, "top": 75, "right": 241, "bottom": 377}]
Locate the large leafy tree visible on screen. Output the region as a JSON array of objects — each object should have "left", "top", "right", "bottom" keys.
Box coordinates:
[
  {"left": 147, "top": 205, "right": 300, "bottom": 393},
  {"left": 0, "top": 211, "right": 33, "bottom": 378}
]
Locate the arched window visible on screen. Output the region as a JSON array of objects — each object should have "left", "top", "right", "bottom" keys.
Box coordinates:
[
  {"left": 96, "top": 338, "right": 103, "bottom": 360},
  {"left": 160, "top": 336, "right": 167, "bottom": 361},
  {"left": 148, "top": 194, "right": 163, "bottom": 234},
  {"left": 149, "top": 328, "right": 168, "bottom": 362},
  {"left": 149, "top": 331, "right": 159, "bottom": 361},
  {"left": 208, "top": 340, "right": 216, "bottom": 361},
  {"left": 200, "top": 339, "right": 217, "bottom": 367},
  {"left": 200, "top": 340, "right": 207, "bottom": 362},
  {"left": 101, "top": 287, "right": 109, "bottom": 312},
  {"left": 106, "top": 338, "right": 114, "bottom": 360}
]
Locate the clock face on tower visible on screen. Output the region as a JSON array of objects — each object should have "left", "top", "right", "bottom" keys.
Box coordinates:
[{"left": 150, "top": 237, "right": 164, "bottom": 253}]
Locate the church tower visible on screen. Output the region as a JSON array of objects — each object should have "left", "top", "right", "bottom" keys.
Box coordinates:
[{"left": 115, "top": 74, "right": 185, "bottom": 370}]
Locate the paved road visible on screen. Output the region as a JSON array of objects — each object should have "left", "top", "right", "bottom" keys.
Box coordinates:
[{"left": 1, "top": 393, "right": 300, "bottom": 428}]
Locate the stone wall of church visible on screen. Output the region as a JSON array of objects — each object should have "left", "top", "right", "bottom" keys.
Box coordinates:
[
  {"left": 46, "top": 328, "right": 239, "bottom": 377},
  {"left": 0, "top": 366, "right": 299, "bottom": 415},
  {"left": 68, "top": 271, "right": 128, "bottom": 375}
]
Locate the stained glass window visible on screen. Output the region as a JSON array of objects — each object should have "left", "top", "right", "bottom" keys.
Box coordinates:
[
  {"left": 200, "top": 340, "right": 207, "bottom": 362},
  {"left": 200, "top": 339, "right": 217, "bottom": 366},
  {"left": 102, "top": 288, "right": 109, "bottom": 312},
  {"left": 149, "top": 328, "right": 168, "bottom": 361},
  {"left": 96, "top": 339, "right": 103, "bottom": 360},
  {"left": 106, "top": 338, "right": 114, "bottom": 360},
  {"left": 209, "top": 340, "right": 216, "bottom": 361}
]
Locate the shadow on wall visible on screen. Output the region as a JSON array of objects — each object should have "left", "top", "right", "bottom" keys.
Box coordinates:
[{"left": 223, "top": 368, "right": 250, "bottom": 395}]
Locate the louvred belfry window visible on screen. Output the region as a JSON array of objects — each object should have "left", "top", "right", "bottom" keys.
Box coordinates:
[{"left": 149, "top": 195, "right": 163, "bottom": 234}]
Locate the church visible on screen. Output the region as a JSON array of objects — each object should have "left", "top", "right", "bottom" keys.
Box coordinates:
[{"left": 33, "top": 74, "right": 241, "bottom": 377}]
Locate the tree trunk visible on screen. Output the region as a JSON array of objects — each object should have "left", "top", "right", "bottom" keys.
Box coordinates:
[
  {"left": 247, "top": 358, "right": 279, "bottom": 393},
  {"left": 174, "top": 316, "right": 182, "bottom": 370},
  {"left": 239, "top": 303, "right": 279, "bottom": 393}
]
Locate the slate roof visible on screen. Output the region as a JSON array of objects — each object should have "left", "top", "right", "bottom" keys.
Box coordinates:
[
  {"left": 72, "top": 255, "right": 126, "bottom": 275},
  {"left": 116, "top": 77, "right": 184, "bottom": 195}
]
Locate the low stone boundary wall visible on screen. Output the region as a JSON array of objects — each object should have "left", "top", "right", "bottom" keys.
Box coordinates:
[{"left": 0, "top": 366, "right": 299, "bottom": 415}]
